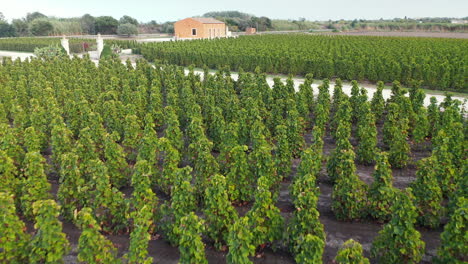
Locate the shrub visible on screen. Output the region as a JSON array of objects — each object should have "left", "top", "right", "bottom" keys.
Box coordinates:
[
  {"left": 226, "top": 217, "right": 255, "bottom": 264},
  {"left": 335, "top": 239, "right": 370, "bottom": 264},
  {"left": 247, "top": 176, "right": 284, "bottom": 249},
  {"left": 76, "top": 208, "right": 120, "bottom": 264},
  {"left": 371, "top": 188, "right": 425, "bottom": 264},
  {"left": 294, "top": 234, "right": 324, "bottom": 264},
  {"left": 0, "top": 192, "right": 30, "bottom": 263},
  {"left": 204, "top": 174, "right": 239, "bottom": 250},
  {"left": 368, "top": 152, "right": 398, "bottom": 222},
  {"left": 34, "top": 44, "right": 67, "bottom": 59},
  {"left": 411, "top": 157, "right": 443, "bottom": 228},
  {"left": 29, "top": 200, "right": 70, "bottom": 263},
  {"left": 175, "top": 212, "right": 208, "bottom": 264},
  {"left": 356, "top": 102, "right": 377, "bottom": 164},
  {"left": 435, "top": 197, "right": 467, "bottom": 263}
]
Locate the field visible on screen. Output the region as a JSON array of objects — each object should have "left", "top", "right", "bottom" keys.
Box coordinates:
[
  {"left": 0, "top": 54, "right": 466, "bottom": 264},
  {"left": 139, "top": 34, "right": 468, "bottom": 92},
  {"left": 324, "top": 31, "right": 468, "bottom": 39}
]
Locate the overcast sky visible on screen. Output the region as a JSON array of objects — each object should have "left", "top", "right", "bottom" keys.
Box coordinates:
[{"left": 1, "top": 0, "right": 467, "bottom": 22}]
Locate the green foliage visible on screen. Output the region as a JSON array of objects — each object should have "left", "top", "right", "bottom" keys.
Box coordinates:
[
  {"left": 140, "top": 35, "right": 467, "bottom": 91},
  {"left": 34, "top": 44, "right": 67, "bottom": 59},
  {"left": 57, "top": 152, "right": 87, "bottom": 221},
  {"left": 0, "top": 192, "right": 30, "bottom": 263},
  {"left": 331, "top": 148, "right": 368, "bottom": 220},
  {"left": 335, "top": 239, "right": 370, "bottom": 264},
  {"left": 356, "top": 102, "right": 377, "bottom": 164},
  {"left": 247, "top": 175, "right": 284, "bottom": 248},
  {"left": 388, "top": 117, "right": 410, "bottom": 168},
  {"left": 225, "top": 145, "right": 253, "bottom": 203},
  {"left": 371, "top": 81, "right": 385, "bottom": 121},
  {"left": 288, "top": 172, "right": 324, "bottom": 257},
  {"left": 20, "top": 151, "right": 52, "bottom": 219},
  {"left": 76, "top": 208, "right": 121, "bottom": 264},
  {"left": 30, "top": 200, "right": 70, "bottom": 263},
  {"left": 117, "top": 23, "right": 138, "bottom": 37},
  {"left": 275, "top": 124, "right": 292, "bottom": 180},
  {"left": 164, "top": 166, "right": 197, "bottom": 246},
  {"left": 125, "top": 203, "right": 154, "bottom": 264},
  {"left": 435, "top": 197, "right": 468, "bottom": 264},
  {"left": 204, "top": 174, "right": 238, "bottom": 250},
  {"left": 293, "top": 234, "right": 324, "bottom": 264},
  {"left": 411, "top": 158, "right": 443, "bottom": 228},
  {"left": 175, "top": 212, "right": 208, "bottom": 264},
  {"left": 86, "top": 159, "right": 128, "bottom": 233},
  {"left": 227, "top": 217, "right": 256, "bottom": 264},
  {"left": 0, "top": 151, "right": 19, "bottom": 198},
  {"left": 412, "top": 106, "right": 429, "bottom": 143},
  {"left": 368, "top": 152, "right": 398, "bottom": 222},
  {"left": 371, "top": 189, "right": 425, "bottom": 264},
  {"left": 29, "top": 19, "right": 53, "bottom": 36},
  {"left": 327, "top": 122, "right": 353, "bottom": 184},
  {"left": 103, "top": 132, "right": 129, "bottom": 188}
]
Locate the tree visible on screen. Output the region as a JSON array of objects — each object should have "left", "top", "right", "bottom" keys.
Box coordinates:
[
  {"left": 29, "top": 200, "right": 69, "bottom": 263},
  {"left": 411, "top": 157, "right": 443, "bottom": 228},
  {"left": 368, "top": 152, "right": 397, "bottom": 222},
  {"left": 117, "top": 23, "right": 138, "bottom": 37},
  {"left": 119, "top": 15, "right": 139, "bottom": 25},
  {"left": 76, "top": 208, "right": 121, "bottom": 264},
  {"left": 29, "top": 19, "right": 54, "bottom": 36},
  {"left": 0, "top": 20, "right": 15, "bottom": 37},
  {"left": 12, "top": 19, "right": 28, "bottom": 36},
  {"left": 335, "top": 239, "right": 370, "bottom": 264},
  {"left": 95, "top": 16, "right": 119, "bottom": 34},
  {"left": 435, "top": 197, "right": 467, "bottom": 264},
  {"left": 371, "top": 189, "right": 425, "bottom": 264},
  {"left": 80, "top": 14, "right": 96, "bottom": 34},
  {"left": 0, "top": 192, "right": 30, "bottom": 263},
  {"left": 175, "top": 212, "right": 208, "bottom": 264},
  {"left": 26, "top": 12, "right": 47, "bottom": 22},
  {"left": 226, "top": 217, "right": 255, "bottom": 264},
  {"left": 204, "top": 174, "right": 238, "bottom": 250}
]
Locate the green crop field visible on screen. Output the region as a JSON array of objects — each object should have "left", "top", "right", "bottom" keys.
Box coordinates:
[{"left": 139, "top": 35, "right": 468, "bottom": 92}]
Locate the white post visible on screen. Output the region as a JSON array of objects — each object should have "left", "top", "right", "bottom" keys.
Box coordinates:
[
  {"left": 61, "top": 35, "right": 70, "bottom": 55},
  {"left": 96, "top": 33, "right": 104, "bottom": 58}
]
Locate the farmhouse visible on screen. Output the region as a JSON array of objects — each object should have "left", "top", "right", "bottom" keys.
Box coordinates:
[{"left": 174, "top": 17, "right": 227, "bottom": 39}]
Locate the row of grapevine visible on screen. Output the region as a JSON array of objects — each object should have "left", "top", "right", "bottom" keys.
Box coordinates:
[{"left": 139, "top": 35, "right": 468, "bottom": 91}]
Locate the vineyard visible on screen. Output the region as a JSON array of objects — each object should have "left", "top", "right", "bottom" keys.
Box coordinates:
[
  {"left": 0, "top": 56, "right": 467, "bottom": 263},
  {"left": 139, "top": 35, "right": 468, "bottom": 92}
]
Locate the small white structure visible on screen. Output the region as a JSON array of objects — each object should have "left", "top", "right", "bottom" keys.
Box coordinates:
[
  {"left": 60, "top": 36, "right": 69, "bottom": 55},
  {"left": 96, "top": 33, "right": 104, "bottom": 57}
]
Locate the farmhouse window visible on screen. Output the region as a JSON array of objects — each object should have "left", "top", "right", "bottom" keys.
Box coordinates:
[{"left": 192, "top": 28, "right": 197, "bottom": 36}]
